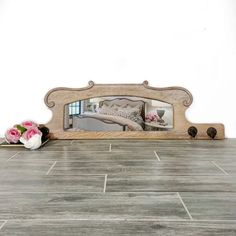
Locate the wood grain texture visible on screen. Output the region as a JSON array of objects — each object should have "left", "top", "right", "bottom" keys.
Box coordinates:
[
  {"left": 0, "top": 192, "right": 188, "bottom": 220},
  {"left": 49, "top": 160, "right": 224, "bottom": 176},
  {"left": 8, "top": 151, "right": 156, "bottom": 162},
  {"left": 154, "top": 139, "right": 236, "bottom": 161},
  {"left": 0, "top": 151, "right": 19, "bottom": 162},
  {"left": 211, "top": 160, "right": 236, "bottom": 175},
  {"left": 106, "top": 175, "right": 236, "bottom": 192},
  {"left": 156, "top": 150, "right": 236, "bottom": 162},
  {"left": 0, "top": 160, "right": 54, "bottom": 177},
  {"left": 0, "top": 139, "right": 236, "bottom": 234},
  {"left": 1, "top": 220, "right": 236, "bottom": 236},
  {"left": 180, "top": 192, "right": 236, "bottom": 220},
  {"left": 44, "top": 81, "right": 224, "bottom": 139},
  {"left": 40, "top": 142, "right": 110, "bottom": 151},
  {"left": 0, "top": 175, "right": 105, "bottom": 193}
]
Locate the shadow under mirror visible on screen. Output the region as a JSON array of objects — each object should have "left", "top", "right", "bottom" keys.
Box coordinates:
[{"left": 64, "top": 96, "right": 173, "bottom": 132}]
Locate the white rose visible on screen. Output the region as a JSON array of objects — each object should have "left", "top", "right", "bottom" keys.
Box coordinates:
[{"left": 20, "top": 134, "right": 42, "bottom": 150}]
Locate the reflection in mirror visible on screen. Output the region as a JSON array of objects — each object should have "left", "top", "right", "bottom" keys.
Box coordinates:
[{"left": 64, "top": 96, "right": 173, "bottom": 131}]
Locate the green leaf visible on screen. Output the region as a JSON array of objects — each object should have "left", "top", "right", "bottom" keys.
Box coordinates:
[{"left": 16, "top": 125, "right": 27, "bottom": 134}]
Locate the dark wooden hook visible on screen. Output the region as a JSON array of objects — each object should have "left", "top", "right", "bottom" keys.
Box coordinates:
[
  {"left": 188, "top": 126, "right": 198, "bottom": 138},
  {"left": 207, "top": 127, "right": 217, "bottom": 139}
]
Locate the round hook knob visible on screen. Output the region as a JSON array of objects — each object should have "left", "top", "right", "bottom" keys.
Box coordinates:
[
  {"left": 207, "top": 127, "right": 217, "bottom": 139},
  {"left": 188, "top": 126, "right": 198, "bottom": 138}
]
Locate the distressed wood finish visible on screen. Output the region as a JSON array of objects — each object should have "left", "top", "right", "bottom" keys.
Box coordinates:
[
  {"left": 44, "top": 81, "right": 224, "bottom": 139},
  {"left": 181, "top": 192, "right": 236, "bottom": 220},
  {"left": 1, "top": 220, "right": 236, "bottom": 236},
  {"left": 48, "top": 160, "right": 225, "bottom": 176},
  {"left": 0, "top": 192, "right": 188, "bottom": 220},
  {"left": 106, "top": 175, "right": 236, "bottom": 192},
  {"left": 1, "top": 139, "right": 236, "bottom": 234},
  {"left": 0, "top": 175, "right": 105, "bottom": 193}
]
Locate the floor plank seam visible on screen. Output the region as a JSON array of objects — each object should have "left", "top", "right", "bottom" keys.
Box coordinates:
[
  {"left": 177, "top": 192, "right": 193, "bottom": 220},
  {"left": 4, "top": 219, "right": 236, "bottom": 222},
  {"left": 6, "top": 152, "right": 20, "bottom": 162},
  {"left": 1, "top": 190, "right": 236, "bottom": 194},
  {"left": 153, "top": 151, "right": 161, "bottom": 161},
  {"left": 33, "top": 150, "right": 110, "bottom": 153},
  {"left": 44, "top": 174, "right": 106, "bottom": 176},
  {"left": 0, "top": 220, "right": 8, "bottom": 231},
  {"left": 0, "top": 192, "right": 109, "bottom": 194},
  {"left": 46, "top": 161, "right": 57, "bottom": 175},
  {"left": 103, "top": 174, "right": 108, "bottom": 193},
  {"left": 3, "top": 139, "right": 236, "bottom": 233},
  {"left": 211, "top": 161, "right": 229, "bottom": 175},
  {"left": 9, "top": 160, "right": 163, "bottom": 163}
]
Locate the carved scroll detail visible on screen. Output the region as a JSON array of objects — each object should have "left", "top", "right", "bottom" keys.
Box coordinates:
[
  {"left": 142, "top": 81, "right": 193, "bottom": 107},
  {"left": 44, "top": 81, "right": 95, "bottom": 108}
]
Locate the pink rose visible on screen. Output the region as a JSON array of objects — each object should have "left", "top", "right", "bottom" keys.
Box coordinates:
[
  {"left": 22, "top": 127, "right": 42, "bottom": 141},
  {"left": 145, "top": 113, "right": 160, "bottom": 122},
  {"left": 21, "top": 120, "right": 38, "bottom": 129},
  {"left": 5, "top": 128, "right": 21, "bottom": 143}
]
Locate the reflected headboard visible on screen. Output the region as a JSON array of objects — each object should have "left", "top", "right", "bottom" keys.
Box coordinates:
[
  {"left": 44, "top": 81, "right": 225, "bottom": 140},
  {"left": 99, "top": 98, "right": 145, "bottom": 121}
]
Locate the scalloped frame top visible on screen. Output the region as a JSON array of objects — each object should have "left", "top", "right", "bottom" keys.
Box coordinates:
[{"left": 44, "top": 81, "right": 224, "bottom": 140}]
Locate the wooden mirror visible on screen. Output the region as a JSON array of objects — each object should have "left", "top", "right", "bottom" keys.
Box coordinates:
[{"left": 44, "top": 81, "right": 224, "bottom": 139}]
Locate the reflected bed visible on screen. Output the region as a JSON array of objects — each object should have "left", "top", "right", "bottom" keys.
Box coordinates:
[{"left": 72, "top": 98, "right": 145, "bottom": 131}]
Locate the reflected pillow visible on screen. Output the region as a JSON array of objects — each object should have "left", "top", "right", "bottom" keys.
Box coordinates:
[
  {"left": 98, "top": 106, "right": 117, "bottom": 116},
  {"left": 98, "top": 106, "right": 143, "bottom": 124}
]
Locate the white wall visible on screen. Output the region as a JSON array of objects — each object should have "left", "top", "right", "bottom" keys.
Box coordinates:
[{"left": 0, "top": 0, "right": 236, "bottom": 137}]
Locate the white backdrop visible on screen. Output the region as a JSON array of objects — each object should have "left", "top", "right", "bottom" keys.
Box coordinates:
[{"left": 0, "top": 0, "right": 236, "bottom": 137}]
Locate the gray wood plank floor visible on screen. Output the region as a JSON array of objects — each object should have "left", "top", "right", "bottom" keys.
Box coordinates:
[{"left": 0, "top": 139, "right": 236, "bottom": 235}]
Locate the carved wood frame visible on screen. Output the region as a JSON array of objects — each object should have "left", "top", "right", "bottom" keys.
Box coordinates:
[{"left": 44, "top": 81, "right": 224, "bottom": 139}]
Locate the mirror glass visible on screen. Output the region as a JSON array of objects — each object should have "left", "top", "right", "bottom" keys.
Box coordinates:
[{"left": 64, "top": 96, "right": 173, "bottom": 131}]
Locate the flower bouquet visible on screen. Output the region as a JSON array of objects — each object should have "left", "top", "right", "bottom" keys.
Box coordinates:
[
  {"left": 145, "top": 112, "right": 160, "bottom": 122},
  {"left": 4, "top": 121, "right": 49, "bottom": 150}
]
